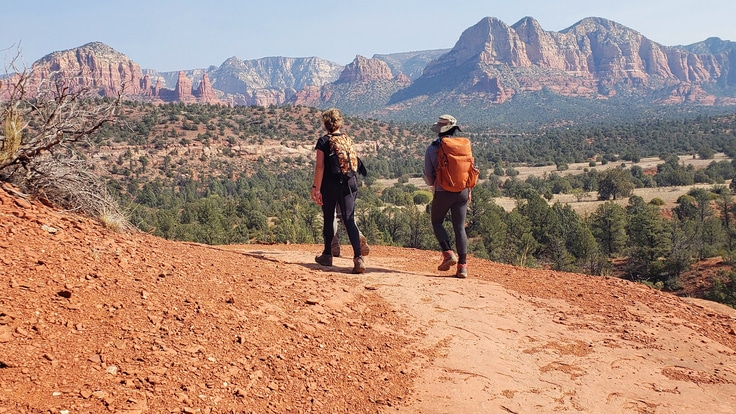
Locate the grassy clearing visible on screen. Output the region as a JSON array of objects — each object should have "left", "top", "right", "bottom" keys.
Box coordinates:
[{"left": 373, "top": 153, "right": 732, "bottom": 215}]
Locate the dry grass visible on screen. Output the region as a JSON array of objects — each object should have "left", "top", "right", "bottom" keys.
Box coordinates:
[
  {"left": 97, "top": 205, "right": 131, "bottom": 233},
  {"left": 510, "top": 153, "right": 731, "bottom": 181},
  {"left": 545, "top": 184, "right": 726, "bottom": 215},
  {"left": 0, "top": 108, "right": 22, "bottom": 168},
  {"left": 9, "top": 154, "right": 133, "bottom": 231}
]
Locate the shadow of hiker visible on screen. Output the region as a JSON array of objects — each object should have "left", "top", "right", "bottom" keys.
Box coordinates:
[{"left": 224, "top": 250, "right": 456, "bottom": 279}]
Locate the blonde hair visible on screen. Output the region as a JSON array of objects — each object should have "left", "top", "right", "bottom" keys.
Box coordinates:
[{"left": 321, "top": 108, "right": 343, "bottom": 133}]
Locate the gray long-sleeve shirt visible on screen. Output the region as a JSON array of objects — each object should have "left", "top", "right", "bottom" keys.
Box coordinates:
[{"left": 424, "top": 139, "right": 446, "bottom": 192}]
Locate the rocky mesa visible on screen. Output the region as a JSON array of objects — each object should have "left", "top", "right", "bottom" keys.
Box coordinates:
[{"left": 17, "top": 43, "right": 220, "bottom": 105}]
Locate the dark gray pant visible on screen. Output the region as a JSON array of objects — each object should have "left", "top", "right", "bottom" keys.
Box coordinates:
[{"left": 430, "top": 188, "right": 469, "bottom": 259}]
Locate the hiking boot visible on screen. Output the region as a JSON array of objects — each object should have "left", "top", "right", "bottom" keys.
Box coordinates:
[
  {"left": 438, "top": 250, "right": 458, "bottom": 271},
  {"left": 455, "top": 263, "right": 468, "bottom": 279},
  {"left": 359, "top": 233, "right": 370, "bottom": 256},
  {"left": 352, "top": 256, "right": 366, "bottom": 274},
  {"left": 331, "top": 237, "right": 341, "bottom": 257},
  {"left": 315, "top": 254, "right": 333, "bottom": 266}
]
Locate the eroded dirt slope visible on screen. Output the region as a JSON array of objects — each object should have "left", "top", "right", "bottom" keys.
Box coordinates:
[
  {"left": 2, "top": 183, "right": 736, "bottom": 414},
  {"left": 0, "top": 184, "right": 415, "bottom": 413}
]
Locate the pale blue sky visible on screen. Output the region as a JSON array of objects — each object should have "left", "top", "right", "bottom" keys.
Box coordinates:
[{"left": 2, "top": 0, "right": 735, "bottom": 72}]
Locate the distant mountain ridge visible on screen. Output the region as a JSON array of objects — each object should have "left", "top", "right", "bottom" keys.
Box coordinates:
[{"left": 7, "top": 16, "right": 736, "bottom": 126}]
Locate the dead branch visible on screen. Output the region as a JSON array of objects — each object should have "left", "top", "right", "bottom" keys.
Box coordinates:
[{"left": 1, "top": 60, "right": 123, "bottom": 170}]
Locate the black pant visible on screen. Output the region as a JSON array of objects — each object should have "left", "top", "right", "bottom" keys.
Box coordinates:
[{"left": 321, "top": 177, "right": 361, "bottom": 258}]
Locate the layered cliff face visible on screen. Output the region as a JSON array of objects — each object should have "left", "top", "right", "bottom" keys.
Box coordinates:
[
  {"left": 397, "top": 16, "right": 735, "bottom": 104},
  {"left": 209, "top": 56, "right": 344, "bottom": 106},
  {"left": 10, "top": 16, "right": 736, "bottom": 119},
  {"left": 335, "top": 55, "right": 395, "bottom": 83},
  {"left": 23, "top": 42, "right": 221, "bottom": 104},
  {"left": 27, "top": 42, "right": 143, "bottom": 97},
  {"left": 289, "top": 55, "right": 410, "bottom": 111}
]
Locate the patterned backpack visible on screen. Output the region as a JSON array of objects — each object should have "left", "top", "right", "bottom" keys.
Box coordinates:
[{"left": 327, "top": 133, "right": 359, "bottom": 181}]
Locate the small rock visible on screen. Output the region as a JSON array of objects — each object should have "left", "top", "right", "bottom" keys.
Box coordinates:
[
  {"left": 14, "top": 198, "right": 32, "bottom": 209},
  {"left": 57, "top": 290, "right": 72, "bottom": 299},
  {"left": 92, "top": 390, "right": 107, "bottom": 399},
  {"left": 0, "top": 326, "right": 12, "bottom": 343}
]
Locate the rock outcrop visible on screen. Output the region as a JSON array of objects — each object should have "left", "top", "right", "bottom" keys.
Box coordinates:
[
  {"left": 208, "top": 56, "right": 343, "bottom": 106},
  {"left": 16, "top": 43, "right": 222, "bottom": 104},
  {"left": 25, "top": 42, "right": 143, "bottom": 97},
  {"left": 335, "top": 55, "right": 395, "bottom": 83},
  {"left": 392, "top": 16, "right": 735, "bottom": 104},
  {"left": 194, "top": 73, "right": 218, "bottom": 104},
  {"left": 174, "top": 71, "right": 194, "bottom": 102},
  {"left": 141, "top": 74, "right": 155, "bottom": 97},
  {"left": 289, "top": 85, "right": 329, "bottom": 107}
]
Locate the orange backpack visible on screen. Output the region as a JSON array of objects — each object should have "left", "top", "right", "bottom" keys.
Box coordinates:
[{"left": 436, "top": 137, "right": 480, "bottom": 192}]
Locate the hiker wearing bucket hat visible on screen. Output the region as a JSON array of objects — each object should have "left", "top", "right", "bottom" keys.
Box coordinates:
[
  {"left": 424, "top": 114, "right": 470, "bottom": 278},
  {"left": 430, "top": 114, "right": 459, "bottom": 134}
]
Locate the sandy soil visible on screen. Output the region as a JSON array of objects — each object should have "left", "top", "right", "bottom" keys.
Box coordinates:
[{"left": 2, "top": 183, "right": 736, "bottom": 413}]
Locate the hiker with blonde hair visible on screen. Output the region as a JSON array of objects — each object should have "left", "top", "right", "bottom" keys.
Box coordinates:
[{"left": 310, "top": 108, "right": 366, "bottom": 274}]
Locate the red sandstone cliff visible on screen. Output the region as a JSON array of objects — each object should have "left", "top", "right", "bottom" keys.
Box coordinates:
[
  {"left": 8, "top": 16, "right": 736, "bottom": 110},
  {"left": 194, "top": 73, "right": 218, "bottom": 104},
  {"left": 336, "top": 55, "right": 395, "bottom": 83},
  {"left": 26, "top": 42, "right": 143, "bottom": 97},
  {"left": 17, "top": 42, "right": 221, "bottom": 105}
]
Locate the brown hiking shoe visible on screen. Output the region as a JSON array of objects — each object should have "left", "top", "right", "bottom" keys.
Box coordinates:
[
  {"left": 352, "top": 256, "right": 366, "bottom": 274},
  {"left": 359, "top": 233, "right": 370, "bottom": 256},
  {"left": 455, "top": 263, "right": 468, "bottom": 279},
  {"left": 331, "top": 237, "right": 341, "bottom": 257},
  {"left": 315, "top": 254, "right": 333, "bottom": 266},
  {"left": 438, "top": 250, "right": 458, "bottom": 271}
]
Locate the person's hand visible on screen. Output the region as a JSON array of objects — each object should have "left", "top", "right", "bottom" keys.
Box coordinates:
[{"left": 311, "top": 187, "right": 323, "bottom": 206}]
